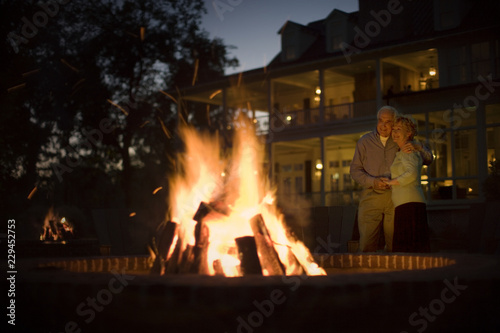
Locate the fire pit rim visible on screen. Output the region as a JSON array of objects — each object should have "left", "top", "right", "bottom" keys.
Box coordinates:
[{"left": 21, "top": 252, "right": 500, "bottom": 286}]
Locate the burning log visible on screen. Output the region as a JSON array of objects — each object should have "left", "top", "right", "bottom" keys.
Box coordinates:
[
  {"left": 157, "top": 221, "right": 178, "bottom": 259},
  {"left": 190, "top": 201, "right": 228, "bottom": 275},
  {"left": 192, "top": 221, "right": 210, "bottom": 274},
  {"left": 191, "top": 202, "right": 213, "bottom": 275},
  {"left": 178, "top": 245, "right": 195, "bottom": 274},
  {"left": 235, "top": 236, "right": 262, "bottom": 275},
  {"left": 165, "top": 238, "right": 183, "bottom": 274},
  {"left": 150, "top": 221, "right": 178, "bottom": 275},
  {"left": 212, "top": 259, "right": 225, "bottom": 276},
  {"left": 193, "top": 201, "right": 213, "bottom": 223},
  {"left": 285, "top": 249, "right": 304, "bottom": 275},
  {"left": 250, "top": 214, "right": 285, "bottom": 275}
]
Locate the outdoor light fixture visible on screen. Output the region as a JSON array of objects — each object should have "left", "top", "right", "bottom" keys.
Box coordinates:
[
  {"left": 429, "top": 66, "right": 436, "bottom": 77},
  {"left": 428, "top": 56, "right": 436, "bottom": 76},
  {"left": 314, "top": 86, "right": 321, "bottom": 102},
  {"left": 315, "top": 159, "right": 323, "bottom": 170}
]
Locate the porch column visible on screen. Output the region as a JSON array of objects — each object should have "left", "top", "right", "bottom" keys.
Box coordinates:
[
  {"left": 318, "top": 68, "right": 325, "bottom": 123},
  {"left": 320, "top": 136, "right": 325, "bottom": 206},
  {"left": 376, "top": 58, "right": 383, "bottom": 108},
  {"left": 476, "top": 103, "right": 488, "bottom": 199},
  {"left": 222, "top": 87, "right": 227, "bottom": 129},
  {"left": 267, "top": 78, "right": 274, "bottom": 182}
]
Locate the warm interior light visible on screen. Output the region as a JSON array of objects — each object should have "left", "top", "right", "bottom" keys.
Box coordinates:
[{"left": 315, "top": 86, "right": 321, "bottom": 95}]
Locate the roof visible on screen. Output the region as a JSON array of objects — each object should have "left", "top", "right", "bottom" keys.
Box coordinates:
[
  {"left": 190, "top": 0, "right": 500, "bottom": 87},
  {"left": 266, "top": 0, "right": 499, "bottom": 70}
]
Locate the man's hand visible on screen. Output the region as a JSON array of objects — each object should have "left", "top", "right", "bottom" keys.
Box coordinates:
[
  {"left": 402, "top": 141, "right": 421, "bottom": 153},
  {"left": 402, "top": 141, "right": 434, "bottom": 165},
  {"left": 374, "top": 177, "right": 391, "bottom": 190}
]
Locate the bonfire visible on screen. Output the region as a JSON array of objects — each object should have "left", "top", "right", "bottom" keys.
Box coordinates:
[{"left": 150, "top": 117, "right": 325, "bottom": 277}]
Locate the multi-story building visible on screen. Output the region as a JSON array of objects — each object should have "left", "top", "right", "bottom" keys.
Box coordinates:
[{"left": 177, "top": 0, "right": 500, "bottom": 251}]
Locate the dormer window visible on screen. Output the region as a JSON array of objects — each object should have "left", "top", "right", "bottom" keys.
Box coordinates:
[
  {"left": 434, "top": 0, "right": 467, "bottom": 31},
  {"left": 325, "top": 10, "right": 352, "bottom": 53},
  {"left": 279, "top": 21, "right": 318, "bottom": 62},
  {"left": 286, "top": 45, "right": 296, "bottom": 60},
  {"left": 332, "top": 34, "right": 344, "bottom": 52}
]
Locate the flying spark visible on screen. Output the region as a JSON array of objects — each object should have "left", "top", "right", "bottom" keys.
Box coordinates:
[
  {"left": 157, "top": 117, "right": 171, "bottom": 139},
  {"left": 22, "top": 69, "right": 40, "bottom": 77},
  {"left": 107, "top": 99, "right": 129, "bottom": 116},
  {"left": 159, "top": 90, "right": 178, "bottom": 104},
  {"left": 209, "top": 89, "right": 222, "bottom": 99},
  {"left": 192, "top": 58, "right": 199, "bottom": 86},
  {"left": 27, "top": 186, "right": 37, "bottom": 200},
  {"left": 7, "top": 83, "right": 26, "bottom": 93},
  {"left": 60, "top": 58, "right": 79, "bottom": 73},
  {"left": 140, "top": 27, "right": 145, "bottom": 41}
]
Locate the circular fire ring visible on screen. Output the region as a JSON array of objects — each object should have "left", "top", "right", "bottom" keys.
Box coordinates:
[{"left": 17, "top": 253, "right": 500, "bottom": 333}]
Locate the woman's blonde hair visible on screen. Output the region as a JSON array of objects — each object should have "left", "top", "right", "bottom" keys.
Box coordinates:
[{"left": 394, "top": 114, "right": 417, "bottom": 141}]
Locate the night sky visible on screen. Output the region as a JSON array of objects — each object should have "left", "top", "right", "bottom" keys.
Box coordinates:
[{"left": 202, "top": 0, "right": 359, "bottom": 74}]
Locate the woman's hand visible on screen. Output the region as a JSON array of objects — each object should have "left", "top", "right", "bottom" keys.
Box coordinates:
[
  {"left": 380, "top": 177, "right": 399, "bottom": 188},
  {"left": 383, "top": 178, "right": 399, "bottom": 186},
  {"left": 374, "top": 177, "right": 391, "bottom": 190}
]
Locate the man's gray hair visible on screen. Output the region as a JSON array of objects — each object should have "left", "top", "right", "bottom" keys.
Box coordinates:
[{"left": 377, "top": 105, "right": 399, "bottom": 120}]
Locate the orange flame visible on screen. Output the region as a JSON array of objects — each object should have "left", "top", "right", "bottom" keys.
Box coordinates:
[{"left": 167, "top": 116, "right": 325, "bottom": 276}]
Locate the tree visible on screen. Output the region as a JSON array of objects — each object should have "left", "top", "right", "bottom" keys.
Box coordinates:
[{"left": 1, "top": 0, "right": 238, "bottom": 237}]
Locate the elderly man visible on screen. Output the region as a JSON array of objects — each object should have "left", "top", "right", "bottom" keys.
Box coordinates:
[{"left": 350, "top": 106, "right": 432, "bottom": 252}]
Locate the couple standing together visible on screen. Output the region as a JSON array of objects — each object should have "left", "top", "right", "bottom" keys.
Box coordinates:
[{"left": 350, "top": 106, "right": 433, "bottom": 253}]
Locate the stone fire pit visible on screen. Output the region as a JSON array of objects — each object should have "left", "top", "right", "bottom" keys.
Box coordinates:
[{"left": 16, "top": 253, "right": 500, "bottom": 333}]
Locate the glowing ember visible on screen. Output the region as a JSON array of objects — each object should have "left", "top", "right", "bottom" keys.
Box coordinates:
[{"left": 151, "top": 116, "right": 325, "bottom": 277}]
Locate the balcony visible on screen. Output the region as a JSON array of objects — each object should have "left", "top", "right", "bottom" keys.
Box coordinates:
[{"left": 255, "top": 100, "right": 377, "bottom": 136}]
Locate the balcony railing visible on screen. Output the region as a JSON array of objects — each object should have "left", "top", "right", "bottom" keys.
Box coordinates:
[
  {"left": 276, "top": 190, "right": 363, "bottom": 208},
  {"left": 256, "top": 100, "right": 377, "bottom": 135}
]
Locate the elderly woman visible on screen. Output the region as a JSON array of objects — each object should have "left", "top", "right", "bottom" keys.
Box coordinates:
[{"left": 384, "top": 115, "right": 430, "bottom": 252}]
